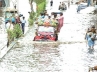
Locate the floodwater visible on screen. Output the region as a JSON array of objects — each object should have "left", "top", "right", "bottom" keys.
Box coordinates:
[
  {"left": 0, "top": 12, "right": 97, "bottom": 72},
  {"left": 0, "top": 0, "right": 97, "bottom": 72},
  {"left": 0, "top": 35, "right": 97, "bottom": 72}
]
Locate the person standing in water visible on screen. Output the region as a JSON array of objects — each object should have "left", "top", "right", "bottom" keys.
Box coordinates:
[
  {"left": 57, "top": 13, "right": 64, "bottom": 33},
  {"left": 21, "top": 17, "right": 26, "bottom": 34},
  {"left": 50, "top": 0, "right": 53, "bottom": 9}
]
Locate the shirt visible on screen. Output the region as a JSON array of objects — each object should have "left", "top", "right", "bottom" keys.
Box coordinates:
[
  {"left": 6, "top": 22, "right": 10, "bottom": 30},
  {"left": 21, "top": 19, "right": 26, "bottom": 23}
]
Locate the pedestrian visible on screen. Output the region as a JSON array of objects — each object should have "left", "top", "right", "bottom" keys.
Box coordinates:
[
  {"left": 85, "top": 25, "right": 96, "bottom": 49},
  {"left": 87, "top": 0, "right": 91, "bottom": 7},
  {"left": 44, "top": 13, "right": 49, "bottom": 21},
  {"left": 76, "top": 2, "right": 82, "bottom": 13},
  {"left": 86, "top": 32, "right": 94, "bottom": 49},
  {"left": 14, "top": 4, "right": 16, "bottom": 9},
  {"left": 16, "top": 15, "right": 21, "bottom": 24},
  {"left": 51, "top": 12, "right": 54, "bottom": 19},
  {"left": 21, "top": 17, "right": 26, "bottom": 34},
  {"left": 62, "top": 2, "right": 67, "bottom": 10},
  {"left": 59, "top": 2, "right": 62, "bottom": 10},
  {"left": 11, "top": 16, "right": 16, "bottom": 25},
  {"left": 68, "top": 0, "right": 70, "bottom": 8},
  {"left": 88, "top": 65, "right": 97, "bottom": 72},
  {"left": 71, "top": 0, "right": 73, "bottom": 4},
  {"left": 57, "top": 12, "right": 64, "bottom": 33},
  {"left": 5, "top": 20, "right": 11, "bottom": 30},
  {"left": 50, "top": 0, "right": 53, "bottom": 9},
  {"left": 20, "top": 14, "right": 23, "bottom": 22},
  {"left": 44, "top": 10, "right": 48, "bottom": 16}
]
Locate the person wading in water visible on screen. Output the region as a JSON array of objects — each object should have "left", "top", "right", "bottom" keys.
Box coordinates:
[
  {"left": 50, "top": 0, "right": 53, "bottom": 9},
  {"left": 21, "top": 17, "right": 26, "bottom": 34}
]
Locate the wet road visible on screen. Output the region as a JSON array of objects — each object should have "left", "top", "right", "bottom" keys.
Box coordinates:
[
  {"left": 0, "top": 0, "right": 97, "bottom": 72},
  {"left": 0, "top": 11, "right": 97, "bottom": 72}
]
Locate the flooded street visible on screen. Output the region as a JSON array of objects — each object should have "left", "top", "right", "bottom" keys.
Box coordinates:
[
  {"left": 0, "top": 35, "right": 97, "bottom": 72},
  {"left": 0, "top": 11, "right": 97, "bottom": 72},
  {"left": 0, "top": 0, "right": 97, "bottom": 72}
]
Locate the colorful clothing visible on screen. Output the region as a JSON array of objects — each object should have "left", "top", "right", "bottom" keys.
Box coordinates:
[
  {"left": 86, "top": 32, "right": 95, "bottom": 48},
  {"left": 16, "top": 17, "right": 21, "bottom": 24},
  {"left": 11, "top": 17, "right": 16, "bottom": 23},
  {"left": 58, "top": 16, "right": 64, "bottom": 32},
  {"left": 21, "top": 19, "right": 26, "bottom": 34}
]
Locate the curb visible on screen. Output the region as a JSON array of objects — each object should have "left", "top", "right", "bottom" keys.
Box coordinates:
[
  {"left": 0, "top": 41, "right": 17, "bottom": 61},
  {"left": 0, "top": 26, "right": 33, "bottom": 61}
]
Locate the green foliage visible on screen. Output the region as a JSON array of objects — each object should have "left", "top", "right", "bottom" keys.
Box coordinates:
[
  {"left": 29, "top": 12, "right": 35, "bottom": 19},
  {"left": 7, "top": 24, "right": 23, "bottom": 43},
  {"left": 37, "top": 1, "right": 46, "bottom": 15},
  {"left": 7, "top": 29, "right": 15, "bottom": 41},
  {"left": 28, "top": 0, "right": 46, "bottom": 26},
  {"left": 34, "top": 0, "right": 46, "bottom": 4},
  {"left": 13, "top": 24, "right": 23, "bottom": 38},
  {"left": 28, "top": 12, "right": 36, "bottom": 26},
  {"left": 38, "top": 20, "right": 44, "bottom": 26},
  {"left": 28, "top": 18, "right": 34, "bottom": 26}
]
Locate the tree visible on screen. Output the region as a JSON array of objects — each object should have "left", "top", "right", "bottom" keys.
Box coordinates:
[
  {"left": 29, "top": 0, "right": 34, "bottom": 12},
  {"left": 29, "top": 0, "right": 46, "bottom": 12}
]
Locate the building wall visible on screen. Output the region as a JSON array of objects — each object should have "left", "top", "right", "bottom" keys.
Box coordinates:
[{"left": 4, "top": 0, "right": 10, "bottom": 7}]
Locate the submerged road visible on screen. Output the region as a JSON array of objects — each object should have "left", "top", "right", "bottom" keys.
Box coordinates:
[{"left": 0, "top": 0, "right": 97, "bottom": 72}]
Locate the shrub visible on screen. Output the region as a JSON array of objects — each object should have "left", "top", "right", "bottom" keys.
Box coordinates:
[
  {"left": 28, "top": 18, "right": 34, "bottom": 26},
  {"left": 28, "top": 12, "right": 36, "bottom": 26},
  {"left": 35, "top": 0, "right": 46, "bottom": 4},
  {"left": 7, "top": 29, "right": 14, "bottom": 42},
  {"left": 37, "top": 1, "right": 46, "bottom": 15},
  {"left": 28, "top": 0, "right": 46, "bottom": 26},
  {"left": 7, "top": 24, "right": 23, "bottom": 44},
  {"left": 13, "top": 24, "right": 23, "bottom": 38}
]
